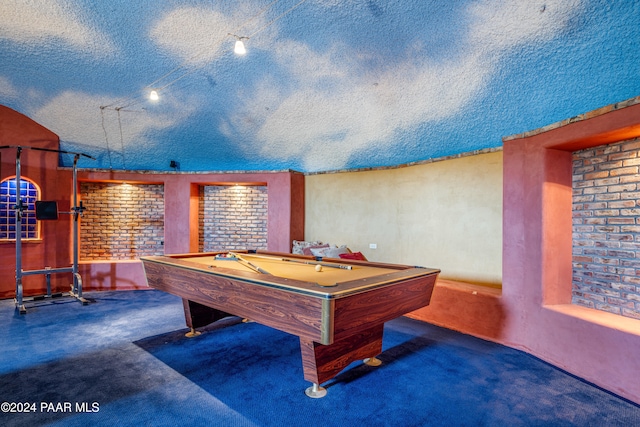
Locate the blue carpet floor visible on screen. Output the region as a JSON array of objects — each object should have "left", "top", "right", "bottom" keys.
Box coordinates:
[{"left": 1, "top": 290, "right": 639, "bottom": 426}]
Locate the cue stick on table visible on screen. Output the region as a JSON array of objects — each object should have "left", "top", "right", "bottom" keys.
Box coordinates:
[
  {"left": 234, "top": 252, "right": 353, "bottom": 270},
  {"left": 228, "top": 252, "right": 272, "bottom": 275}
]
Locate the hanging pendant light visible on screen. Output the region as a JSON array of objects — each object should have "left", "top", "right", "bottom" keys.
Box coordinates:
[
  {"left": 229, "top": 34, "right": 248, "bottom": 55},
  {"left": 234, "top": 39, "right": 247, "bottom": 55}
]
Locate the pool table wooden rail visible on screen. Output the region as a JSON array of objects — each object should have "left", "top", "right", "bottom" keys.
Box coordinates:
[{"left": 145, "top": 251, "right": 435, "bottom": 296}]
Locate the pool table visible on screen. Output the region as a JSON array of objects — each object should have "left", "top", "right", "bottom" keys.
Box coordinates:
[{"left": 141, "top": 250, "right": 439, "bottom": 398}]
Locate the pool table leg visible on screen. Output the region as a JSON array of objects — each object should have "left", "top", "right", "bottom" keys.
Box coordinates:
[
  {"left": 300, "top": 323, "right": 384, "bottom": 398},
  {"left": 182, "top": 299, "right": 233, "bottom": 337}
]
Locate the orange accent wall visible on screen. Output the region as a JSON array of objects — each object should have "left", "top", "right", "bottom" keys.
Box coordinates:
[
  {"left": 73, "top": 171, "right": 305, "bottom": 294},
  {"left": 0, "top": 106, "right": 305, "bottom": 298},
  {"left": 499, "top": 101, "right": 640, "bottom": 405},
  {"left": 0, "top": 106, "right": 73, "bottom": 297}
]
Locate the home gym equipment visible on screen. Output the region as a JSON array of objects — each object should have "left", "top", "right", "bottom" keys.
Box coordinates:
[{"left": 1, "top": 145, "right": 94, "bottom": 313}]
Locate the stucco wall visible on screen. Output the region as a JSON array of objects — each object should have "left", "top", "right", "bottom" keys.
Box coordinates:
[
  {"left": 501, "top": 97, "right": 640, "bottom": 405},
  {"left": 0, "top": 106, "right": 72, "bottom": 298},
  {"left": 304, "top": 151, "right": 503, "bottom": 286}
]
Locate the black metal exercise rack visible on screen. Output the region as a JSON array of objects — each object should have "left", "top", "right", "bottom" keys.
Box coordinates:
[{"left": 0, "top": 145, "right": 94, "bottom": 313}]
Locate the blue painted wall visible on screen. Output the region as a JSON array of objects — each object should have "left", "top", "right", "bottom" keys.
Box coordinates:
[{"left": 0, "top": 0, "right": 638, "bottom": 172}]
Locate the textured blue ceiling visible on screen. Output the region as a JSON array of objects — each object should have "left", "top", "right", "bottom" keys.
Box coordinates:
[{"left": 1, "top": 0, "right": 639, "bottom": 172}]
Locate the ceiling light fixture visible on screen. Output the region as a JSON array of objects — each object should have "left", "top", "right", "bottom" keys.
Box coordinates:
[
  {"left": 149, "top": 90, "right": 159, "bottom": 101},
  {"left": 235, "top": 39, "right": 247, "bottom": 55},
  {"left": 229, "top": 34, "right": 248, "bottom": 55}
]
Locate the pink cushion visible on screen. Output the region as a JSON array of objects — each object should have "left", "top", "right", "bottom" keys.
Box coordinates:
[
  {"left": 303, "top": 244, "right": 329, "bottom": 256},
  {"left": 339, "top": 252, "right": 367, "bottom": 261}
]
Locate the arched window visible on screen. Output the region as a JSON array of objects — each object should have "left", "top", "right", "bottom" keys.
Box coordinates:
[{"left": 0, "top": 177, "right": 41, "bottom": 241}]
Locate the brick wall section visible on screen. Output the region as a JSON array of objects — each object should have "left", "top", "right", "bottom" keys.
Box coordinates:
[
  {"left": 80, "top": 182, "right": 164, "bottom": 260},
  {"left": 202, "top": 185, "right": 268, "bottom": 252},
  {"left": 572, "top": 137, "right": 640, "bottom": 319}
]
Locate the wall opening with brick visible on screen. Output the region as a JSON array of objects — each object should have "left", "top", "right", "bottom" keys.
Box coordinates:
[
  {"left": 80, "top": 182, "right": 164, "bottom": 260},
  {"left": 200, "top": 185, "right": 268, "bottom": 252},
  {"left": 572, "top": 137, "right": 640, "bottom": 319}
]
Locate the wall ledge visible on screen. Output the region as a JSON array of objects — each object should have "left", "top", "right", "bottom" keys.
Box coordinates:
[
  {"left": 544, "top": 304, "right": 640, "bottom": 336},
  {"left": 503, "top": 95, "right": 640, "bottom": 142},
  {"left": 79, "top": 259, "right": 142, "bottom": 264},
  {"left": 436, "top": 278, "right": 502, "bottom": 296},
  {"left": 305, "top": 147, "right": 503, "bottom": 176},
  {"left": 407, "top": 278, "right": 504, "bottom": 343}
]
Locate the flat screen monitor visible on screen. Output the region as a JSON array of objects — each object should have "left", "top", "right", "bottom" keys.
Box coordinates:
[{"left": 35, "top": 201, "right": 59, "bottom": 220}]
